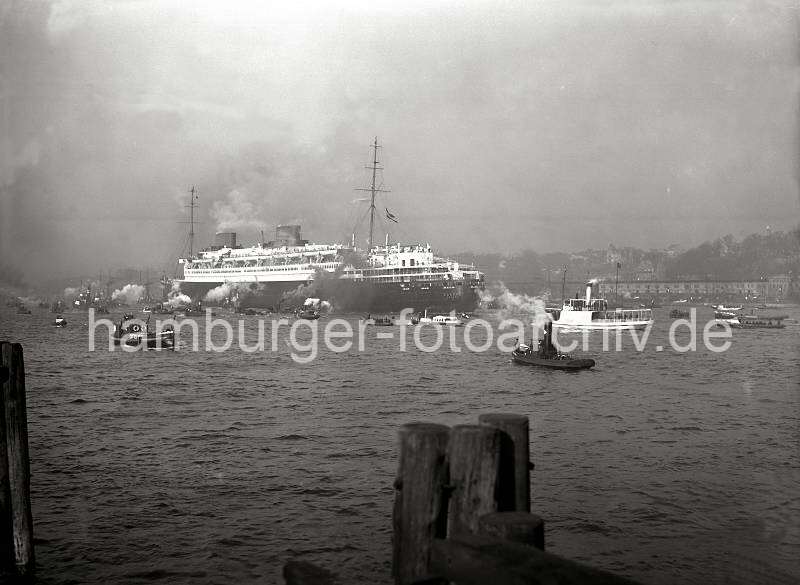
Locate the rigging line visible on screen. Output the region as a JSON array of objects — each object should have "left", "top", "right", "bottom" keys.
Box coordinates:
[{"left": 351, "top": 205, "right": 372, "bottom": 245}]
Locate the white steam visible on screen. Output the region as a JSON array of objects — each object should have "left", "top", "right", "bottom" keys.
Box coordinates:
[
  {"left": 166, "top": 293, "right": 192, "bottom": 308},
  {"left": 480, "top": 282, "right": 550, "bottom": 329},
  {"left": 303, "top": 297, "right": 331, "bottom": 312},
  {"left": 165, "top": 282, "right": 192, "bottom": 308},
  {"left": 203, "top": 282, "right": 249, "bottom": 303},
  {"left": 112, "top": 283, "right": 145, "bottom": 304}
]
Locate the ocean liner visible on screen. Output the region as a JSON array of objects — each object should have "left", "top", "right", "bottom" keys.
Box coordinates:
[{"left": 175, "top": 140, "right": 484, "bottom": 312}]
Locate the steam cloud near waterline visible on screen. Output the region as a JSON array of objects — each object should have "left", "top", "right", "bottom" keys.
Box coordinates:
[{"left": 111, "top": 284, "right": 146, "bottom": 305}]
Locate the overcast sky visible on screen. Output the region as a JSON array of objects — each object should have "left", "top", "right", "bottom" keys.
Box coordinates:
[{"left": 1, "top": 0, "right": 798, "bottom": 282}]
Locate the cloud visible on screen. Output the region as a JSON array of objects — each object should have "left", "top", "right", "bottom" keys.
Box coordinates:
[{"left": 1, "top": 0, "right": 797, "bottom": 283}]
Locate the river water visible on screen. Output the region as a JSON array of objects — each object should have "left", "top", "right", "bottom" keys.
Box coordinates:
[{"left": 1, "top": 306, "right": 798, "bottom": 584}]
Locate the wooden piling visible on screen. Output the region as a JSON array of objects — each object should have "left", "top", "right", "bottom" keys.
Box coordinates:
[
  {"left": 447, "top": 424, "right": 514, "bottom": 538},
  {"left": 0, "top": 342, "right": 35, "bottom": 577},
  {"left": 478, "top": 413, "right": 531, "bottom": 512},
  {"left": 0, "top": 364, "right": 11, "bottom": 574},
  {"left": 392, "top": 423, "right": 450, "bottom": 585},
  {"left": 478, "top": 511, "right": 545, "bottom": 551}
]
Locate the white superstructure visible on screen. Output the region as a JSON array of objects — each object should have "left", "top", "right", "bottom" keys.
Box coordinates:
[{"left": 179, "top": 242, "right": 346, "bottom": 284}]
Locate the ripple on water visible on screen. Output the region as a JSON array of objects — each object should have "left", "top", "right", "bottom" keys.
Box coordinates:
[{"left": 2, "top": 307, "right": 798, "bottom": 585}]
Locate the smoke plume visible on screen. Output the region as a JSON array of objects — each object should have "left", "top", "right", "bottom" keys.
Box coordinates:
[
  {"left": 203, "top": 282, "right": 249, "bottom": 303},
  {"left": 166, "top": 293, "right": 192, "bottom": 308},
  {"left": 164, "top": 282, "right": 192, "bottom": 308},
  {"left": 480, "top": 282, "right": 550, "bottom": 329},
  {"left": 111, "top": 284, "right": 145, "bottom": 305}
]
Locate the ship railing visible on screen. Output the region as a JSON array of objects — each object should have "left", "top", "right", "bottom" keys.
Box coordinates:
[{"left": 595, "top": 309, "right": 653, "bottom": 321}]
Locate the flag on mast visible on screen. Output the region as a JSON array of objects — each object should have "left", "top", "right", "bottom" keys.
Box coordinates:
[{"left": 385, "top": 207, "right": 398, "bottom": 223}]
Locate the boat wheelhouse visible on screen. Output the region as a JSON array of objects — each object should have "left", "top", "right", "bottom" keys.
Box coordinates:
[{"left": 549, "top": 282, "right": 654, "bottom": 330}]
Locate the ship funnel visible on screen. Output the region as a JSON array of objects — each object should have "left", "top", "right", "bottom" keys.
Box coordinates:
[{"left": 585, "top": 282, "right": 592, "bottom": 303}]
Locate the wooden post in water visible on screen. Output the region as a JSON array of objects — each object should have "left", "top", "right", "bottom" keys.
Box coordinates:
[
  {"left": 478, "top": 511, "right": 545, "bottom": 551},
  {"left": 0, "top": 342, "right": 35, "bottom": 578},
  {"left": 478, "top": 413, "right": 531, "bottom": 512},
  {"left": 0, "top": 363, "right": 10, "bottom": 574},
  {"left": 392, "top": 423, "right": 450, "bottom": 585},
  {"left": 447, "top": 424, "right": 514, "bottom": 538}
]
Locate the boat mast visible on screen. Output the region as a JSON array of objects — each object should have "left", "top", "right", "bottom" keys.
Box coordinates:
[
  {"left": 561, "top": 265, "right": 567, "bottom": 305},
  {"left": 356, "top": 137, "right": 390, "bottom": 252},
  {"left": 368, "top": 138, "right": 378, "bottom": 251},
  {"left": 188, "top": 186, "right": 198, "bottom": 257}
]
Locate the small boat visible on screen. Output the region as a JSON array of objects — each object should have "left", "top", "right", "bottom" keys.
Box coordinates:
[
  {"left": 113, "top": 316, "right": 175, "bottom": 349},
  {"left": 713, "top": 310, "right": 741, "bottom": 328},
  {"left": 175, "top": 304, "right": 212, "bottom": 317},
  {"left": 738, "top": 314, "right": 786, "bottom": 329},
  {"left": 511, "top": 322, "right": 595, "bottom": 370},
  {"left": 431, "top": 314, "right": 464, "bottom": 326},
  {"left": 550, "top": 281, "right": 652, "bottom": 330},
  {"left": 16, "top": 306, "right": 31, "bottom": 315},
  {"left": 296, "top": 309, "right": 320, "bottom": 320},
  {"left": 669, "top": 309, "right": 690, "bottom": 318},
  {"left": 417, "top": 310, "right": 464, "bottom": 326},
  {"left": 371, "top": 315, "right": 393, "bottom": 326},
  {"left": 714, "top": 304, "right": 742, "bottom": 312},
  {"left": 53, "top": 316, "right": 67, "bottom": 327}
]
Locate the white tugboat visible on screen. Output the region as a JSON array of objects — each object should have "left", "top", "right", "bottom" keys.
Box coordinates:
[{"left": 549, "top": 281, "right": 654, "bottom": 331}]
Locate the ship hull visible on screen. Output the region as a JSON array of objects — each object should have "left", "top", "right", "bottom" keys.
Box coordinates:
[
  {"left": 175, "top": 278, "right": 481, "bottom": 313},
  {"left": 320, "top": 280, "right": 481, "bottom": 313}
]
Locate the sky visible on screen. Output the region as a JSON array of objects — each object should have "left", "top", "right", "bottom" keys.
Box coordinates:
[{"left": 1, "top": 0, "right": 798, "bottom": 283}]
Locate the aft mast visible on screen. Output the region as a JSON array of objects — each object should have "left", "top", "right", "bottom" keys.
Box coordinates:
[{"left": 356, "top": 137, "right": 390, "bottom": 252}]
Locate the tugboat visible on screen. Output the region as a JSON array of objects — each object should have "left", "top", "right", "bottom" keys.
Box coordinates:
[
  {"left": 53, "top": 315, "right": 67, "bottom": 327},
  {"left": 113, "top": 315, "right": 175, "bottom": 349},
  {"left": 511, "top": 321, "right": 595, "bottom": 371}
]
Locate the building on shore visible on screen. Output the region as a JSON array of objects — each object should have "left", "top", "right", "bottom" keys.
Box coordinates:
[{"left": 597, "top": 275, "right": 794, "bottom": 302}]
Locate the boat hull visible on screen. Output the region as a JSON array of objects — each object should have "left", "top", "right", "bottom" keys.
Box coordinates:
[
  {"left": 114, "top": 331, "right": 175, "bottom": 350},
  {"left": 511, "top": 351, "right": 595, "bottom": 370},
  {"left": 551, "top": 321, "right": 652, "bottom": 331},
  {"left": 176, "top": 278, "right": 481, "bottom": 313}
]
